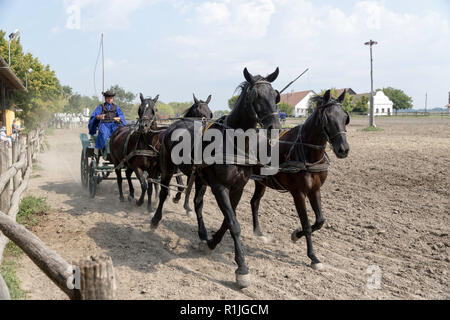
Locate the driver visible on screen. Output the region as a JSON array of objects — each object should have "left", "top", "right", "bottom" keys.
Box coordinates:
[{"left": 88, "top": 90, "right": 126, "bottom": 155}]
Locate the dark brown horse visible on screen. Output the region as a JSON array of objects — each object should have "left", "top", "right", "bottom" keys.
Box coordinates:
[
  {"left": 250, "top": 89, "right": 350, "bottom": 270},
  {"left": 151, "top": 67, "right": 281, "bottom": 288},
  {"left": 109, "top": 93, "right": 160, "bottom": 211}
]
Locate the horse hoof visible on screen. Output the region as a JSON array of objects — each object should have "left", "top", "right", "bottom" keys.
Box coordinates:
[
  {"left": 236, "top": 273, "right": 251, "bottom": 289},
  {"left": 172, "top": 198, "right": 180, "bottom": 204},
  {"left": 291, "top": 229, "right": 302, "bottom": 242},
  {"left": 119, "top": 197, "right": 125, "bottom": 203},
  {"left": 136, "top": 199, "right": 144, "bottom": 207},
  {"left": 128, "top": 195, "right": 134, "bottom": 202},
  {"left": 150, "top": 222, "right": 159, "bottom": 230},
  {"left": 311, "top": 262, "right": 324, "bottom": 271},
  {"left": 186, "top": 210, "right": 195, "bottom": 219},
  {"left": 198, "top": 241, "right": 212, "bottom": 254}
]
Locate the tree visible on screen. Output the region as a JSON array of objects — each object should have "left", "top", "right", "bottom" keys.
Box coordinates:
[
  {"left": 278, "top": 102, "right": 293, "bottom": 116},
  {"left": 353, "top": 95, "right": 369, "bottom": 113},
  {"left": 0, "top": 29, "right": 65, "bottom": 127},
  {"left": 380, "top": 87, "right": 413, "bottom": 111},
  {"left": 228, "top": 95, "right": 239, "bottom": 110},
  {"left": 214, "top": 110, "right": 229, "bottom": 118},
  {"left": 107, "top": 84, "right": 136, "bottom": 119}
]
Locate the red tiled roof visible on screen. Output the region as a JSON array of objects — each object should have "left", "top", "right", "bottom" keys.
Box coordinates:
[{"left": 280, "top": 90, "right": 312, "bottom": 107}]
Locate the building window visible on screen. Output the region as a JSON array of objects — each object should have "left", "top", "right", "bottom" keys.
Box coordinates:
[
  {"left": 382, "top": 108, "right": 385, "bottom": 113},
  {"left": 376, "top": 108, "right": 379, "bottom": 113}
]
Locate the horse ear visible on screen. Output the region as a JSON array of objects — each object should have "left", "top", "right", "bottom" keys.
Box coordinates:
[
  {"left": 193, "top": 94, "right": 199, "bottom": 104},
  {"left": 323, "top": 90, "right": 332, "bottom": 103},
  {"left": 243, "top": 67, "right": 254, "bottom": 83},
  {"left": 345, "top": 111, "right": 350, "bottom": 125},
  {"left": 140, "top": 93, "right": 144, "bottom": 102},
  {"left": 337, "top": 90, "right": 346, "bottom": 103},
  {"left": 205, "top": 95, "right": 211, "bottom": 104},
  {"left": 153, "top": 94, "right": 159, "bottom": 103},
  {"left": 266, "top": 67, "right": 279, "bottom": 83}
]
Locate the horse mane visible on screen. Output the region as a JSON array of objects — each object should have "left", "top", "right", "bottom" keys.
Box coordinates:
[
  {"left": 231, "top": 75, "right": 265, "bottom": 110},
  {"left": 182, "top": 103, "right": 198, "bottom": 117}
]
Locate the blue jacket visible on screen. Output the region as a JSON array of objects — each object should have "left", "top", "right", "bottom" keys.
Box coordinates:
[{"left": 88, "top": 103, "right": 126, "bottom": 149}]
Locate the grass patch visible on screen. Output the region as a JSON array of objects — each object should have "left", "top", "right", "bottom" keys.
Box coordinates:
[
  {"left": 44, "top": 128, "right": 54, "bottom": 136},
  {"left": 30, "top": 174, "right": 42, "bottom": 179},
  {"left": 0, "top": 260, "right": 26, "bottom": 300},
  {"left": 17, "top": 196, "right": 50, "bottom": 228},
  {"left": 32, "top": 164, "right": 43, "bottom": 171},
  {"left": 362, "top": 126, "right": 383, "bottom": 132}
]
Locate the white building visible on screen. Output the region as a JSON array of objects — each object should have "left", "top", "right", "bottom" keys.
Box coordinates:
[
  {"left": 355, "top": 91, "right": 394, "bottom": 116},
  {"left": 280, "top": 90, "right": 315, "bottom": 117}
]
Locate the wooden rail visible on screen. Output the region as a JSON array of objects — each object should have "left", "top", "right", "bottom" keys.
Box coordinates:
[{"left": 0, "top": 129, "right": 116, "bottom": 300}]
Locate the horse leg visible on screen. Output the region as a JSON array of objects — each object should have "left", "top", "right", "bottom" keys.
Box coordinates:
[
  {"left": 151, "top": 159, "right": 175, "bottom": 229},
  {"left": 126, "top": 167, "right": 134, "bottom": 201},
  {"left": 135, "top": 168, "right": 147, "bottom": 207},
  {"left": 207, "top": 185, "right": 250, "bottom": 288},
  {"left": 183, "top": 171, "right": 195, "bottom": 218},
  {"left": 250, "top": 180, "right": 269, "bottom": 242},
  {"left": 308, "top": 190, "right": 325, "bottom": 233},
  {"left": 172, "top": 173, "right": 184, "bottom": 204},
  {"left": 193, "top": 178, "right": 208, "bottom": 244},
  {"left": 115, "top": 169, "right": 125, "bottom": 202},
  {"left": 147, "top": 174, "right": 154, "bottom": 213},
  {"left": 291, "top": 191, "right": 323, "bottom": 270}
]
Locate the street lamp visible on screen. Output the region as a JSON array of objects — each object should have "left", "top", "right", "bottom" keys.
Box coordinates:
[
  {"left": 365, "top": 39, "right": 378, "bottom": 127},
  {"left": 25, "top": 68, "right": 32, "bottom": 90},
  {"left": 8, "top": 29, "right": 20, "bottom": 66}
]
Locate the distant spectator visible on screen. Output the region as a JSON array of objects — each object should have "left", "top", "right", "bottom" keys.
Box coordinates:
[
  {"left": 0, "top": 125, "right": 12, "bottom": 148},
  {"left": 12, "top": 118, "right": 23, "bottom": 138}
]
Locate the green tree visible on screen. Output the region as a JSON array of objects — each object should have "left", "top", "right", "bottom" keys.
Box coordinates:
[
  {"left": 214, "top": 110, "right": 229, "bottom": 118},
  {"left": 379, "top": 87, "right": 413, "bottom": 111},
  {"left": 278, "top": 102, "right": 293, "bottom": 115},
  {"left": 0, "top": 29, "right": 64, "bottom": 127},
  {"left": 107, "top": 84, "right": 136, "bottom": 119},
  {"left": 353, "top": 95, "right": 369, "bottom": 113},
  {"left": 228, "top": 95, "right": 239, "bottom": 110}
]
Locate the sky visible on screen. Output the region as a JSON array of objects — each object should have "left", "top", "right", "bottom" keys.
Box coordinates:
[{"left": 0, "top": 0, "right": 449, "bottom": 110}]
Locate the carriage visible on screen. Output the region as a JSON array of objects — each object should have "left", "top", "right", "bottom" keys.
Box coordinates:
[{"left": 80, "top": 133, "right": 124, "bottom": 198}]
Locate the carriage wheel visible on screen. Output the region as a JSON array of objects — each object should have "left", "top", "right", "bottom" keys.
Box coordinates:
[
  {"left": 88, "top": 158, "right": 98, "bottom": 198},
  {"left": 80, "top": 152, "right": 89, "bottom": 188}
]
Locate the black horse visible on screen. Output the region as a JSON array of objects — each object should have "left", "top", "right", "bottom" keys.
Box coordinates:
[
  {"left": 250, "top": 89, "right": 350, "bottom": 270},
  {"left": 109, "top": 93, "right": 160, "bottom": 211},
  {"left": 151, "top": 67, "right": 281, "bottom": 288}
]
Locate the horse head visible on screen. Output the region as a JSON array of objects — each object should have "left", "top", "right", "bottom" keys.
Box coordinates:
[
  {"left": 138, "top": 93, "right": 159, "bottom": 133},
  {"left": 183, "top": 94, "right": 213, "bottom": 119},
  {"left": 239, "top": 67, "right": 281, "bottom": 131},
  {"left": 315, "top": 89, "right": 350, "bottom": 158}
]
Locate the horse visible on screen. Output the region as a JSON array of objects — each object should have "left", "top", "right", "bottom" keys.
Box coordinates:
[
  {"left": 109, "top": 93, "right": 161, "bottom": 212},
  {"left": 150, "top": 67, "right": 281, "bottom": 288},
  {"left": 249, "top": 89, "right": 350, "bottom": 270},
  {"left": 155, "top": 94, "right": 213, "bottom": 208}
]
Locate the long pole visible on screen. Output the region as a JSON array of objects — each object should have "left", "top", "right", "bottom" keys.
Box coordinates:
[
  {"left": 369, "top": 43, "right": 375, "bottom": 127},
  {"left": 101, "top": 33, "right": 104, "bottom": 103},
  {"left": 425, "top": 93, "right": 427, "bottom": 114},
  {"left": 8, "top": 41, "right": 11, "bottom": 67}
]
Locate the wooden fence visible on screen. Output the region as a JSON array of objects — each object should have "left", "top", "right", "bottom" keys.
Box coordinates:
[{"left": 0, "top": 129, "right": 116, "bottom": 300}]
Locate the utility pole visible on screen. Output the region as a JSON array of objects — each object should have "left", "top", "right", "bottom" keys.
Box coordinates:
[
  {"left": 365, "top": 40, "right": 378, "bottom": 127},
  {"left": 101, "top": 33, "right": 105, "bottom": 103},
  {"left": 425, "top": 93, "right": 427, "bottom": 114}
]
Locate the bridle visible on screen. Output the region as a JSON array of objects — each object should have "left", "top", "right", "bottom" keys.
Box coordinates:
[
  {"left": 319, "top": 101, "right": 348, "bottom": 145},
  {"left": 138, "top": 101, "right": 157, "bottom": 134},
  {"left": 245, "top": 80, "right": 278, "bottom": 127}
]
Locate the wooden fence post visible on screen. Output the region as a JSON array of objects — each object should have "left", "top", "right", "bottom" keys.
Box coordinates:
[
  {"left": 26, "top": 133, "right": 32, "bottom": 170},
  {"left": 0, "top": 142, "right": 10, "bottom": 213},
  {"left": 0, "top": 273, "right": 10, "bottom": 300},
  {"left": 11, "top": 139, "right": 18, "bottom": 192},
  {"left": 73, "top": 255, "right": 116, "bottom": 300}
]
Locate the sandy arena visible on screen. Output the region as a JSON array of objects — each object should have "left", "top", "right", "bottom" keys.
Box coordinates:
[{"left": 14, "top": 116, "right": 450, "bottom": 299}]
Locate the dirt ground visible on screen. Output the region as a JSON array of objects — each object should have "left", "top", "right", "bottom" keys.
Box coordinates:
[{"left": 15, "top": 116, "right": 449, "bottom": 300}]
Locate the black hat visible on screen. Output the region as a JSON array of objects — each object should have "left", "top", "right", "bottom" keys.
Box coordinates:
[{"left": 103, "top": 90, "right": 115, "bottom": 97}]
